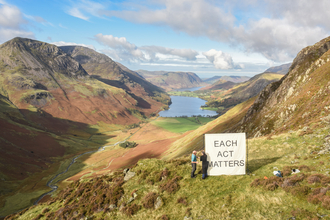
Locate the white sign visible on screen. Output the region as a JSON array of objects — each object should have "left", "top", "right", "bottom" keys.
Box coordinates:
[{"left": 205, "top": 133, "right": 246, "bottom": 175}]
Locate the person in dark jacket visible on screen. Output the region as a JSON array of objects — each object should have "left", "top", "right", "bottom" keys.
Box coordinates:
[{"left": 200, "top": 150, "right": 208, "bottom": 179}]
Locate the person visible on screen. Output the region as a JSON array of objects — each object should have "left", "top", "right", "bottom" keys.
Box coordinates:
[
  {"left": 200, "top": 150, "right": 208, "bottom": 179},
  {"left": 191, "top": 150, "right": 198, "bottom": 178}
]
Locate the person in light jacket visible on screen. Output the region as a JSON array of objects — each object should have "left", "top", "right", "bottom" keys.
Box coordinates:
[{"left": 191, "top": 151, "right": 198, "bottom": 178}]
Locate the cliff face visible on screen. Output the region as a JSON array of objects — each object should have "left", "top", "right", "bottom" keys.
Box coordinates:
[{"left": 231, "top": 36, "right": 330, "bottom": 137}]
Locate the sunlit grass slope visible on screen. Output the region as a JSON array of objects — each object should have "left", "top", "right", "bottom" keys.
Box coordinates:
[{"left": 10, "top": 125, "right": 330, "bottom": 220}]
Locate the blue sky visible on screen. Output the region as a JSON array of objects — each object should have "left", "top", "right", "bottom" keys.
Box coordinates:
[{"left": 1, "top": 0, "right": 330, "bottom": 78}]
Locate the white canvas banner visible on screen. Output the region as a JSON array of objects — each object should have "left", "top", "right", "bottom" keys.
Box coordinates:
[{"left": 205, "top": 133, "right": 246, "bottom": 175}]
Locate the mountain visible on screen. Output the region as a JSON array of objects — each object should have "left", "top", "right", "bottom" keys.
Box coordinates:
[
  {"left": 136, "top": 70, "right": 207, "bottom": 91},
  {"left": 263, "top": 62, "right": 291, "bottom": 74},
  {"left": 59, "top": 46, "right": 170, "bottom": 108},
  {"left": 230, "top": 36, "right": 330, "bottom": 138},
  {"left": 0, "top": 38, "right": 170, "bottom": 217},
  {"left": 203, "top": 75, "right": 250, "bottom": 84}
]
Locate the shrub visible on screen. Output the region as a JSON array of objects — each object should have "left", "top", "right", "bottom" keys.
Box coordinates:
[
  {"left": 266, "top": 182, "right": 279, "bottom": 191},
  {"left": 143, "top": 192, "right": 159, "bottom": 209},
  {"left": 119, "top": 141, "right": 137, "bottom": 148},
  {"left": 160, "top": 214, "right": 169, "bottom": 220},
  {"left": 159, "top": 168, "right": 170, "bottom": 181},
  {"left": 250, "top": 178, "right": 263, "bottom": 187},
  {"left": 298, "top": 165, "right": 311, "bottom": 172},
  {"left": 290, "top": 208, "right": 317, "bottom": 219},
  {"left": 159, "top": 176, "right": 182, "bottom": 194},
  {"left": 322, "top": 196, "right": 330, "bottom": 209},
  {"left": 307, "top": 174, "right": 324, "bottom": 184},
  {"left": 308, "top": 193, "right": 324, "bottom": 204},
  {"left": 322, "top": 177, "right": 330, "bottom": 186},
  {"left": 122, "top": 203, "right": 141, "bottom": 216},
  {"left": 282, "top": 166, "right": 294, "bottom": 177},
  {"left": 177, "top": 196, "right": 188, "bottom": 206},
  {"left": 290, "top": 186, "right": 311, "bottom": 198}
]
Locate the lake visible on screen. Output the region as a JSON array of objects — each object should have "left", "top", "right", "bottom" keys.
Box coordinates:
[{"left": 159, "top": 96, "right": 218, "bottom": 117}]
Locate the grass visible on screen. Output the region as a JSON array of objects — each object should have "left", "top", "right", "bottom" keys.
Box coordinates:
[
  {"left": 11, "top": 125, "right": 330, "bottom": 219},
  {"left": 151, "top": 117, "right": 214, "bottom": 133}
]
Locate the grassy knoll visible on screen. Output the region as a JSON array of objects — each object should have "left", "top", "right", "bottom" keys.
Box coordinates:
[
  {"left": 10, "top": 125, "right": 330, "bottom": 219},
  {"left": 151, "top": 117, "right": 214, "bottom": 133}
]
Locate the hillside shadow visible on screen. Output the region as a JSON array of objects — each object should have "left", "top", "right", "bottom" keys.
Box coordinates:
[
  {"left": 91, "top": 75, "right": 151, "bottom": 109},
  {"left": 128, "top": 92, "right": 151, "bottom": 109},
  {"left": 247, "top": 157, "right": 281, "bottom": 173},
  {"left": 91, "top": 75, "right": 130, "bottom": 91},
  {"left": 0, "top": 97, "right": 115, "bottom": 217}
]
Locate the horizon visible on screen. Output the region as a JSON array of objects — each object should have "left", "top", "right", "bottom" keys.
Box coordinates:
[{"left": 1, "top": 1, "right": 330, "bottom": 78}]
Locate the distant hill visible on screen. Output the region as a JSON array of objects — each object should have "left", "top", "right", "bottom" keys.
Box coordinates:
[
  {"left": 203, "top": 75, "right": 250, "bottom": 84},
  {"left": 263, "top": 62, "right": 291, "bottom": 74},
  {"left": 199, "top": 72, "right": 284, "bottom": 115},
  {"left": 136, "top": 69, "right": 168, "bottom": 78},
  {"left": 136, "top": 70, "right": 207, "bottom": 91},
  {"left": 200, "top": 79, "right": 236, "bottom": 91}
]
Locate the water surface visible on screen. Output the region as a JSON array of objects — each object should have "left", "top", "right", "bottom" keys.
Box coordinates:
[{"left": 159, "top": 96, "right": 217, "bottom": 117}]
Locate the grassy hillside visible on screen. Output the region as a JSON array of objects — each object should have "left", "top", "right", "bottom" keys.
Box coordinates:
[{"left": 6, "top": 124, "right": 330, "bottom": 219}]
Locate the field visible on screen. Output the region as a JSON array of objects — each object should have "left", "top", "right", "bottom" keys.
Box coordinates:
[{"left": 151, "top": 117, "right": 214, "bottom": 133}]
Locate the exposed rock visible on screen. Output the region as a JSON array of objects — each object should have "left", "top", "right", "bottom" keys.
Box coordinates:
[
  {"left": 123, "top": 168, "right": 129, "bottom": 174},
  {"left": 127, "top": 196, "right": 135, "bottom": 204},
  {"left": 154, "top": 196, "right": 163, "bottom": 209},
  {"left": 109, "top": 204, "right": 116, "bottom": 211},
  {"left": 124, "top": 171, "right": 136, "bottom": 181}
]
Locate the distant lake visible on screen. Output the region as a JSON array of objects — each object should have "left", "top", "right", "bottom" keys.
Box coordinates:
[{"left": 159, "top": 96, "right": 218, "bottom": 117}]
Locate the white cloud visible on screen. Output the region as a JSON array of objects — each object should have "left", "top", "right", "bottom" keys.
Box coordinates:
[
  {"left": 0, "top": 4, "right": 26, "bottom": 28},
  {"left": 52, "top": 41, "right": 96, "bottom": 50},
  {"left": 68, "top": 7, "right": 89, "bottom": 20},
  {"left": 65, "top": 0, "right": 106, "bottom": 20},
  {"left": 0, "top": 3, "right": 34, "bottom": 43},
  {"left": 94, "top": 33, "right": 199, "bottom": 63},
  {"left": 203, "top": 49, "right": 242, "bottom": 70},
  {"left": 140, "top": 46, "right": 198, "bottom": 61},
  {"left": 102, "top": 0, "right": 330, "bottom": 62}
]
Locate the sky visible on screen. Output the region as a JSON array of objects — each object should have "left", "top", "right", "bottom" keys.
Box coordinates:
[{"left": 1, "top": 0, "right": 330, "bottom": 78}]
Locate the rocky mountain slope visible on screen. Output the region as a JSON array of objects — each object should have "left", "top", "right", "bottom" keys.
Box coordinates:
[
  {"left": 230, "top": 36, "right": 330, "bottom": 138},
  {"left": 136, "top": 70, "right": 207, "bottom": 91}
]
